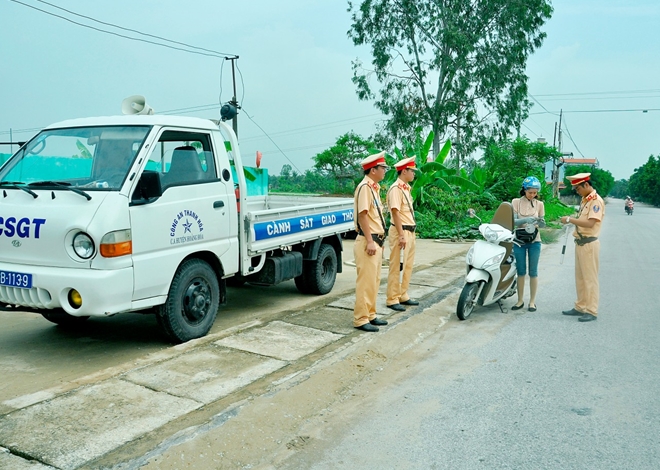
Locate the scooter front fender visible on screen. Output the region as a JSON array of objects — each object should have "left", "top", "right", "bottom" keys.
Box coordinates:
[{"left": 465, "top": 269, "right": 489, "bottom": 284}]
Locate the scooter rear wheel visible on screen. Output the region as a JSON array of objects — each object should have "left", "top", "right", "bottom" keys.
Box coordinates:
[{"left": 457, "top": 282, "right": 482, "bottom": 320}]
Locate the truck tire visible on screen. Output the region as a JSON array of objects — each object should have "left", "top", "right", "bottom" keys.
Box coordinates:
[
  {"left": 157, "top": 259, "right": 219, "bottom": 343},
  {"left": 296, "top": 243, "right": 337, "bottom": 295},
  {"left": 42, "top": 311, "right": 89, "bottom": 327}
]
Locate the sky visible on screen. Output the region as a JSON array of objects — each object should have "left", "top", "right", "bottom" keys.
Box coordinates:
[{"left": 1, "top": 0, "right": 659, "bottom": 181}]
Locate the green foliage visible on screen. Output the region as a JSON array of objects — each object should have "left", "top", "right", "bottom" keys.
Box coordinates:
[
  {"left": 628, "top": 155, "right": 660, "bottom": 206},
  {"left": 312, "top": 131, "right": 376, "bottom": 194},
  {"left": 382, "top": 129, "right": 479, "bottom": 211},
  {"left": 560, "top": 165, "right": 615, "bottom": 198},
  {"left": 609, "top": 179, "right": 629, "bottom": 199},
  {"left": 347, "top": 0, "right": 553, "bottom": 158},
  {"left": 415, "top": 187, "right": 493, "bottom": 239},
  {"left": 543, "top": 200, "right": 574, "bottom": 228},
  {"left": 269, "top": 165, "right": 340, "bottom": 194},
  {"left": 480, "top": 136, "right": 559, "bottom": 201}
]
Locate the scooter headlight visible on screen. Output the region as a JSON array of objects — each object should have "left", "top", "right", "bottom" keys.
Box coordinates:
[
  {"left": 483, "top": 226, "right": 499, "bottom": 243},
  {"left": 466, "top": 246, "right": 474, "bottom": 265},
  {"left": 484, "top": 253, "right": 505, "bottom": 269}
]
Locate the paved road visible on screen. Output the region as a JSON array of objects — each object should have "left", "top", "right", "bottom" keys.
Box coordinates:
[
  {"left": 0, "top": 239, "right": 470, "bottom": 469},
  {"left": 279, "top": 201, "right": 660, "bottom": 469}
]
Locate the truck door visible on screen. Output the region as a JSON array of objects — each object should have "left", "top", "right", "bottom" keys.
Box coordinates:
[{"left": 129, "top": 129, "right": 232, "bottom": 301}]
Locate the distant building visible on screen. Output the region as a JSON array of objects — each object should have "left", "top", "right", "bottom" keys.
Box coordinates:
[{"left": 545, "top": 158, "right": 599, "bottom": 189}]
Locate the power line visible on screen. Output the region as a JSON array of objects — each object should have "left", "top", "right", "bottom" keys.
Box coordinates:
[
  {"left": 236, "top": 62, "right": 246, "bottom": 109},
  {"left": 0, "top": 127, "right": 42, "bottom": 136},
  {"left": 530, "top": 108, "right": 660, "bottom": 115},
  {"left": 561, "top": 117, "right": 587, "bottom": 159},
  {"left": 33, "top": 0, "right": 234, "bottom": 57},
  {"left": 161, "top": 104, "right": 223, "bottom": 114},
  {"left": 528, "top": 94, "right": 559, "bottom": 116},
  {"left": 239, "top": 114, "right": 383, "bottom": 142},
  {"left": 537, "top": 95, "right": 660, "bottom": 102},
  {"left": 534, "top": 88, "right": 660, "bottom": 97},
  {"left": 520, "top": 122, "right": 539, "bottom": 138},
  {"left": 241, "top": 107, "right": 302, "bottom": 174},
  {"left": 9, "top": 0, "right": 234, "bottom": 59}
]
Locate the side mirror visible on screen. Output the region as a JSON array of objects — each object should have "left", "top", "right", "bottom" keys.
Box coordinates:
[
  {"left": 467, "top": 208, "right": 476, "bottom": 217},
  {"left": 131, "top": 170, "right": 162, "bottom": 205}
]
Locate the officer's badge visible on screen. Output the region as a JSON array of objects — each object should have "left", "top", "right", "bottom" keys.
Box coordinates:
[{"left": 593, "top": 205, "right": 600, "bottom": 213}]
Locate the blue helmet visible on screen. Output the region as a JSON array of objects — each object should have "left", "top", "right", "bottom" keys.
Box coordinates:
[{"left": 522, "top": 176, "right": 541, "bottom": 190}]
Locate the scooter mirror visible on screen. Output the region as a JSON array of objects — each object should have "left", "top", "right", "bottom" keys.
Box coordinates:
[{"left": 467, "top": 208, "right": 476, "bottom": 217}]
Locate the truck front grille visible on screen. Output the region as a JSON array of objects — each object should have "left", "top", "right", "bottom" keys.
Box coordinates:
[{"left": 0, "top": 286, "right": 52, "bottom": 309}]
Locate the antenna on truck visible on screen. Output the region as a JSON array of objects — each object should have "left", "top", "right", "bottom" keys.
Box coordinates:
[{"left": 121, "top": 95, "right": 155, "bottom": 115}]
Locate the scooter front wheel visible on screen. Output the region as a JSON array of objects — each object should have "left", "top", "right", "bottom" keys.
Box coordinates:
[{"left": 457, "top": 282, "right": 482, "bottom": 320}]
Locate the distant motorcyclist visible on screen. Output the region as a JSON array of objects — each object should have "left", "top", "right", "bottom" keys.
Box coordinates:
[{"left": 625, "top": 196, "right": 634, "bottom": 215}]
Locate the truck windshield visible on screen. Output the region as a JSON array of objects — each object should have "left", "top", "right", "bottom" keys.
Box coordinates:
[{"left": 0, "top": 125, "right": 151, "bottom": 191}]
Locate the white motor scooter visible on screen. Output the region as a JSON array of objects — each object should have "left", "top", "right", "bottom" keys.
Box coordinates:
[{"left": 456, "top": 202, "right": 519, "bottom": 320}]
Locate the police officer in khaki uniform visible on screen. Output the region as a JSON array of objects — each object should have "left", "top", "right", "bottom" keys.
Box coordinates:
[
  {"left": 386, "top": 157, "right": 419, "bottom": 311},
  {"left": 353, "top": 151, "right": 389, "bottom": 332},
  {"left": 560, "top": 173, "right": 605, "bottom": 322}
]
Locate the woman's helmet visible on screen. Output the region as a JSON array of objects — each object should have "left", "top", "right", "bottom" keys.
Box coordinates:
[{"left": 522, "top": 176, "right": 541, "bottom": 190}]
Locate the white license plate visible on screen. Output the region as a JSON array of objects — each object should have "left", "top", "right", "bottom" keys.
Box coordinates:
[{"left": 0, "top": 270, "right": 33, "bottom": 289}]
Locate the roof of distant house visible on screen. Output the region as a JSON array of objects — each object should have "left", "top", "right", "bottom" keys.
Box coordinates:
[{"left": 563, "top": 158, "right": 598, "bottom": 166}]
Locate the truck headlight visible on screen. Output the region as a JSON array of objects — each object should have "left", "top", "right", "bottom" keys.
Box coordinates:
[{"left": 72, "top": 232, "right": 95, "bottom": 259}]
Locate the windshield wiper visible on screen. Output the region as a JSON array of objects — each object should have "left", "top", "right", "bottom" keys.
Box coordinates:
[
  {"left": 0, "top": 181, "right": 38, "bottom": 198},
  {"left": 27, "top": 181, "right": 92, "bottom": 201}
]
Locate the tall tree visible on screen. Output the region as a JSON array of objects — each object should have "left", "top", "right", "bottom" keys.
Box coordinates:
[
  {"left": 629, "top": 156, "right": 660, "bottom": 206},
  {"left": 313, "top": 132, "right": 375, "bottom": 178},
  {"left": 347, "top": 0, "right": 553, "bottom": 168}
]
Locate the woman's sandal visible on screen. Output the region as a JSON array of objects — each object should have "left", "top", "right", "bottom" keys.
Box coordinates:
[
  {"left": 528, "top": 304, "right": 537, "bottom": 312},
  {"left": 511, "top": 303, "right": 525, "bottom": 310}
]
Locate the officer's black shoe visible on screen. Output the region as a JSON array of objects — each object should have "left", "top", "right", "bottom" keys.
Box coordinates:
[
  {"left": 578, "top": 314, "right": 597, "bottom": 322},
  {"left": 370, "top": 317, "right": 388, "bottom": 326},
  {"left": 355, "top": 323, "right": 379, "bottom": 332},
  {"left": 562, "top": 308, "right": 583, "bottom": 316},
  {"left": 387, "top": 304, "right": 406, "bottom": 312},
  {"left": 400, "top": 299, "right": 420, "bottom": 306}
]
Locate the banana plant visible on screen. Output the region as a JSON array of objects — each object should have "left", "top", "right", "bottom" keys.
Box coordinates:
[{"left": 395, "top": 131, "right": 478, "bottom": 206}]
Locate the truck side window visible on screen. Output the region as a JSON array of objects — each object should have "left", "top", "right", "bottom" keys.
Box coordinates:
[{"left": 148, "top": 131, "right": 217, "bottom": 190}]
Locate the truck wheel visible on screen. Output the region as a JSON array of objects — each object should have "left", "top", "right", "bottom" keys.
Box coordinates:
[
  {"left": 302, "top": 243, "right": 338, "bottom": 295},
  {"left": 42, "top": 311, "right": 89, "bottom": 326},
  {"left": 456, "top": 282, "right": 481, "bottom": 320},
  {"left": 157, "top": 259, "right": 219, "bottom": 343}
]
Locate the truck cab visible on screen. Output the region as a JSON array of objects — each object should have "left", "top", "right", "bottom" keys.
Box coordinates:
[{"left": 0, "top": 113, "right": 353, "bottom": 343}]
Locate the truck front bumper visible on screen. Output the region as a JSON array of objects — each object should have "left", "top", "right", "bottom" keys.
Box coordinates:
[{"left": 0, "top": 263, "right": 133, "bottom": 317}]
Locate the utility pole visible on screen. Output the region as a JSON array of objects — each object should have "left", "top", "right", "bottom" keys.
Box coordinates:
[
  {"left": 220, "top": 56, "right": 241, "bottom": 136},
  {"left": 227, "top": 56, "right": 239, "bottom": 136},
  {"left": 552, "top": 110, "right": 563, "bottom": 198}
]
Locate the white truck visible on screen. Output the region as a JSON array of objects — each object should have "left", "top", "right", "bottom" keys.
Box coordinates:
[{"left": 0, "top": 107, "right": 354, "bottom": 342}]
